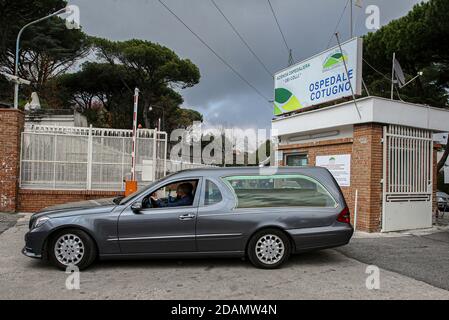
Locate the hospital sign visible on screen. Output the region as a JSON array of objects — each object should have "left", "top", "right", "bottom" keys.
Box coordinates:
[{"left": 274, "top": 37, "right": 363, "bottom": 116}]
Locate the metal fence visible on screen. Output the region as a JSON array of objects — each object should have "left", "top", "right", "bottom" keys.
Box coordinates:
[
  {"left": 383, "top": 125, "right": 433, "bottom": 196},
  {"left": 165, "top": 160, "right": 215, "bottom": 174},
  {"left": 20, "top": 124, "right": 168, "bottom": 191}
]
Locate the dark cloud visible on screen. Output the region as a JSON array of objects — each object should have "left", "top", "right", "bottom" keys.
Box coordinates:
[{"left": 72, "top": 0, "right": 422, "bottom": 130}]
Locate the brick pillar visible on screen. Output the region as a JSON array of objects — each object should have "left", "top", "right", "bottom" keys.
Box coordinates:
[
  {"left": 433, "top": 146, "right": 438, "bottom": 215},
  {"left": 352, "top": 123, "right": 383, "bottom": 232},
  {"left": 0, "top": 109, "right": 24, "bottom": 212}
]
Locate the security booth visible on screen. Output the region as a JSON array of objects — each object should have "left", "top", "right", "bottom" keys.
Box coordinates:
[
  {"left": 270, "top": 37, "right": 449, "bottom": 233},
  {"left": 272, "top": 97, "right": 449, "bottom": 232}
]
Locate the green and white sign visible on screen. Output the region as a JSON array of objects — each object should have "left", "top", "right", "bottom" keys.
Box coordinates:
[
  {"left": 316, "top": 154, "right": 351, "bottom": 187},
  {"left": 274, "top": 38, "right": 363, "bottom": 116}
]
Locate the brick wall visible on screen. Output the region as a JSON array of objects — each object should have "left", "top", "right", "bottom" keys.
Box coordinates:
[
  {"left": 433, "top": 148, "right": 438, "bottom": 214},
  {"left": 18, "top": 189, "right": 124, "bottom": 212},
  {"left": 352, "top": 124, "right": 383, "bottom": 232},
  {"left": 278, "top": 124, "right": 384, "bottom": 232},
  {"left": 0, "top": 109, "right": 24, "bottom": 212}
]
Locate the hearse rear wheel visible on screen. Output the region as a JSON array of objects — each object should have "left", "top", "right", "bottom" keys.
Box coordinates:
[{"left": 248, "top": 229, "right": 291, "bottom": 269}]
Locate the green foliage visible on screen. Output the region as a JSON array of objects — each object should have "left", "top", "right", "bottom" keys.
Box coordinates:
[
  {"left": 56, "top": 62, "right": 136, "bottom": 128},
  {"left": 363, "top": 0, "right": 449, "bottom": 107},
  {"left": 58, "top": 38, "right": 202, "bottom": 132},
  {"left": 168, "top": 108, "right": 203, "bottom": 131},
  {"left": 437, "top": 171, "right": 449, "bottom": 194},
  {"left": 0, "top": 77, "right": 12, "bottom": 103},
  {"left": 0, "top": 0, "right": 90, "bottom": 104},
  {"left": 91, "top": 38, "right": 200, "bottom": 97}
]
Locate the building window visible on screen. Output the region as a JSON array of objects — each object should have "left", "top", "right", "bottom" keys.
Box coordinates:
[{"left": 285, "top": 153, "right": 308, "bottom": 166}]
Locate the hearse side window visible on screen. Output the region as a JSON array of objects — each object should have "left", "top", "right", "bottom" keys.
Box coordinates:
[
  {"left": 204, "top": 180, "right": 223, "bottom": 205},
  {"left": 223, "top": 174, "right": 336, "bottom": 208},
  {"left": 142, "top": 179, "right": 199, "bottom": 209}
]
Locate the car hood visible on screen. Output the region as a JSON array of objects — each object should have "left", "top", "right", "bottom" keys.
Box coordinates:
[
  {"left": 32, "top": 198, "right": 119, "bottom": 220},
  {"left": 45, "top": 197, "right": 119, "bottom": 211}
]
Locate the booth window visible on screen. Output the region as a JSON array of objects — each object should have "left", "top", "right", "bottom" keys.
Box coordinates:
[{"left": 285, "top": 153, "right": 308, "bottom": 166}]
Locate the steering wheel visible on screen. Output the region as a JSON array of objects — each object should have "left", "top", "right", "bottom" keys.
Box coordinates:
[{"left": 141, "top": 197, "right": 152, "bottom": 209}]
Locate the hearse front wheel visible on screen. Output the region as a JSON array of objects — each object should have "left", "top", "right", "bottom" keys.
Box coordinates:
[
  {"left": 248, "top": 229, "right": 291, "bottom": 269},
  {"left": 48, "top": 229, "right": 97, "bottom": 270}
]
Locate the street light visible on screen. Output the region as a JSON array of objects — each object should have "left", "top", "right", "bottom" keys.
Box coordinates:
[
  {"left": 13, "top": 7, "right": 73, "bottom": 109},
  {"left": 149, "top": 105, "right": 166, "bottom": 131},
  {"left": 398, "top": 71, "right": 424, "bottom": 89}
]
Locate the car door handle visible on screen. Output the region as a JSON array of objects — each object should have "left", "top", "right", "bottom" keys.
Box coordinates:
[{"left": 179, "top": 213, "right": 196, "bottom": 221}]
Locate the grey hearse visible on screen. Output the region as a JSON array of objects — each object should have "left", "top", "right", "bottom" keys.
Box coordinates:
[{"left": 23, "top": 167, "right": 353, "bottom": 270}]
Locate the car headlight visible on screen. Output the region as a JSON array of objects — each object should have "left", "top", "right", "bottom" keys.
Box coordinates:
[
  {"left": 437, "top": 197, "right": 445, "bottom": 203},
  {"left": 32, "top": 216, "right": 50, "bottom": 229}
]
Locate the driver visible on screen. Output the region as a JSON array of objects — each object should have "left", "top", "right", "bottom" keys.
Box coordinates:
[{"left": 151, "top": 183, "right": 194, "bottom": 207}]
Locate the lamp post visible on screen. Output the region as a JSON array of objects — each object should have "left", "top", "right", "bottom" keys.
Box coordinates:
[
  {"left": 14, "top": 7, "right": 69, "bottom": 109},
  {"left": 149, "top": 105, "right": 166, "bottom": 131}
]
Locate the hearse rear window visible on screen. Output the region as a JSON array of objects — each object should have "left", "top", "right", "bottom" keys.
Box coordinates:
[{"left": 223, "top": 174, "right": 336, "bottom": 208}]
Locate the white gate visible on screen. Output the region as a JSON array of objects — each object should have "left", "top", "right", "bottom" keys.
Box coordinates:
[
  {"left": 382, "top": 125, "right": 433, "bottom": 232},
  {"left": 20, "top": 125, "right": 168, "bottom": 191}
]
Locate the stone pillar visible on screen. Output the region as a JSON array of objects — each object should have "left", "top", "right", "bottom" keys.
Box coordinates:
[
  {"left": 0, "top": 109, "right": 24, "bottom": 212},
  {"left": 352, "top": 123, "right": 383, "bottom": 232}
]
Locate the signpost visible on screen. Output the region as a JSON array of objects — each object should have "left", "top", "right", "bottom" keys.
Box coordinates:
[
  {"left": 273, "top": 37, "right": 363, "bottom": 116},
  {"left": 131, "top": 88, "right": 139, "bottom": 181},
  {"left": 125, "top": 88, "right": 139, "bottom": 196}
]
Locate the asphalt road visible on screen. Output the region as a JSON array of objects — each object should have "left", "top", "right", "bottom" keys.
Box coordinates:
[
  {"left": 0, "top": 217, "right": 448, "bottom": 300},
  {"left": 0, "top": 213, "right": 21, "bottom": 235},
  {"left": 336, "top": 230, "right": 449, "bottom": 291}
]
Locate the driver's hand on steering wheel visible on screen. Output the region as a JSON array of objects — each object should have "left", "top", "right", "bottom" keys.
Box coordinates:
[{"left": 149, "top": 194, "right": 159, "bottom": 208}]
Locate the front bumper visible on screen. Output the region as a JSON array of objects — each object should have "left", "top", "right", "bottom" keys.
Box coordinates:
[
  {"left": 22, "top": 226, "right": 50, "bottom": 259},
  {"left": 22, "top": 246, "right": 42, "bottom": 259}
]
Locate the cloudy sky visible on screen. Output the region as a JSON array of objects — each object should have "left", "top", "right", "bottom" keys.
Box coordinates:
[{"left": 71, "top": 0, "right": 422, "bottom": 130}]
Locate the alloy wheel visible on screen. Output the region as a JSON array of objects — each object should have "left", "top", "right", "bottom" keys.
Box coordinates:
[
  {"left": 54, "top": 233, "right": 85, "bottom": 266},
  {"left": 255, "top": 234, "right": 285, "bottom": 265}
]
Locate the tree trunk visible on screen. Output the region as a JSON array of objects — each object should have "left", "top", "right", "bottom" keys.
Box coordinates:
[{"left": 437, "top": 141, "right": 449, "bottom": 172}]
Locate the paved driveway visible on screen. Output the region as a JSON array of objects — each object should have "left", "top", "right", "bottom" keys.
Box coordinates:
[
  {"left": 337, "top": 229, "right": 449, "bottom": 291},
  {"left": 0, "top": 217, "right": 448, "bottom": 300},
  {"left": 0, "top": 213, "right": 21, "bottom": 235}
]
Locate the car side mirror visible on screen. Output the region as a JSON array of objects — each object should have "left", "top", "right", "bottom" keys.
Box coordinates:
[{"left": 131, "top": 201, "right": 143, "bottom": 213}]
